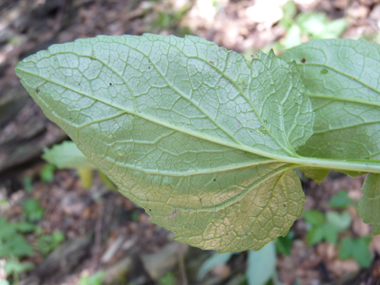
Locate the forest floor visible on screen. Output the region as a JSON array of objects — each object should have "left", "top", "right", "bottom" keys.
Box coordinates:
[{"left": 1, "top": 0, "right": 380, "bottom": 284}]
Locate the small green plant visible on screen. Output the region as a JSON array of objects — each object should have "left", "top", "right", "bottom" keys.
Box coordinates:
[
  {"left": 23, "top": 198, "right": 44, "bottom": 222},
  {"left": 39, "top": 163, "right": 56, "bottom": 182},
  {"left": 0, "top": 218, "right": 35, "bottom": 281},
  {"left": 304, "top": 191, "right": 353, "bottom": 246},
  {"left": 15, "top": 34, "right": 380, "bottom": 253},
  {"left": 37, "top": 231, "right": 65, "bottom": 256},
  {"left": 339, "top": 236, "right": 372, "bottom": 268},
  {"left": 304, "top": 209, "right": 351, "bottom": 245},
  {"left": 0, "top": 195, "right": 64, "bottom": 282},
  {"left": 303, "top": 190, "right": 373, "bottom": 268},
  {"left": 279, "top": 1, "right": 348, "bottom": 49}
]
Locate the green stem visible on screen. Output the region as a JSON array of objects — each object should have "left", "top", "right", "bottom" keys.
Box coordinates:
[{"left": 282, "top": 156, "right": 380, "bottom": 174}]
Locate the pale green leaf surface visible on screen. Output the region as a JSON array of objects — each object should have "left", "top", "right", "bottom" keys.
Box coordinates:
[
  {"left": 197, "top": 252, "right": 234, "bottom": 280},
  {"left": 280, "top": 39, "right": 380, "bottom": 160},
  {"left": 246, "top": 242, "right": 276, "bottom": 285},
  {"left": 15, "top": 34, "right": 311, "bottom": 252},
  {"left": 42, "top": 141, "right": 95, "bottom": 169},
  {"left": 358, "top": 173, "right": 380, "bottom": 235}
]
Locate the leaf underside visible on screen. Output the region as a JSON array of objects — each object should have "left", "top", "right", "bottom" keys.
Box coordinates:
[
  {"left": 15, "top": 34, "right": 314, "bottom": 252},
  {"left": 281, "top": 39, "right": 380, "bottom": 235},
  {"left": 358, "top": 174, "right": 380, "bottom": 234},
  {"left": 42, "top": 140, "right": 95, "bottom": 169},
  {"left": 280, "top": 39, "right": 380, "bottom": 161},
  {"left": 16, "top": 34, "right": 380, "bottom": 251}
]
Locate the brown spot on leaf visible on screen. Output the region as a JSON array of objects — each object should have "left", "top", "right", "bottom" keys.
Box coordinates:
[{"left": 301, "top": 58, "right": 306, "bottom": 63}]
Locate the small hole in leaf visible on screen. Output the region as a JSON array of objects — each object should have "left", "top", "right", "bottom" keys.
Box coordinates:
[{"left": 301, "top": 58, "right": 306, "bottom": 63}]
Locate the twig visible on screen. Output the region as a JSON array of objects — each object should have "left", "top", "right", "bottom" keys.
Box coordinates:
[
  {"left": 178, "top": 244, "right": 188, "bottom": 285},
  {"left": 91, "top": 202, "right": 104, "bottom": 272}
]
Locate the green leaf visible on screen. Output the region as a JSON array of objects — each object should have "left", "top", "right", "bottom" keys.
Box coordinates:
[
  {"left": 37, "top": 231, "right": 65, "bottom": 256},
  {"left": 246, "top": 242, "right": 276, "bottom": 285},
  {"left": 322, "top": 19, "right": 348, "bottom": 38},
  {"left": 326, "top": 211, "right": 351, "bottom": 232},
  {"left": 43, "top": 141, "right": 95, "bottom": 169},
  {"left": 358, "top": 174, "right": 380, "bottom": 235},
  {"left": 295, "top": 13, "right": 347, "bottom": 39},
  {"left": 280, "top": 39, "right": 380, "bottom": 161},
  {"left": 0, "top": 235, "right": 34, "bottom": 258},
  {"left": 23, "top": 198, "right": 44, "bottom": 222},
  {"left": 328, "top": 191, "right": 353, "bottom": 209},
  {"left": 4, "top": 259, "right": 34, "bottom": 275},
  {"left": 303, "top": 210, "right": 325, "bottom": 226},
  {"left": 275, "top": 231, "right": 294, "bottom": 255},
  {"left": 296, "top": 13, "right": 327, "bottom": 37},
  {"left": 352, "top": 236, "right": 372, "bottom": 268},
  {"left": 338, "top": 236, "right": 372, "bottom": 268},
  {"left": 338, "top": 237, "right": 354, "bottom": 259},
  {"left": 279, "top": 1, "right": 297, "bottom": 30},
  {"left": 306, "top": 226, "right": 325, "bottom": 246},
  {"left": 198, "top": 252, "right": 234, "bottom": 280},
  {"left": 40, "top": 163, "right": 56, "bottom": 182},
  {"left": 13, "top": 222, "right": 36, "bottom": 233},
  {"left": 15, "top": 34, "right": 311, "bottom": 252},
  {"left": 321, "top": 223, "right": 338, "bottom": 244},
  {"left": 284, "top": 24, "right": 302, "bottom": 49}
]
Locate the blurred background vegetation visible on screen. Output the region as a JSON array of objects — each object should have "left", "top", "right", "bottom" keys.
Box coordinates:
[{"left": 0, "top": 0, "right": 380, "bottom": 284}]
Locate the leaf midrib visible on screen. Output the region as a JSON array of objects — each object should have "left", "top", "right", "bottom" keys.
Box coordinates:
[
  {"left": 45, "top": 40, "right": 296, "bottom": 156},
  {"left": 17, "top": 65, "right": 295, "bottom": 162}
]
